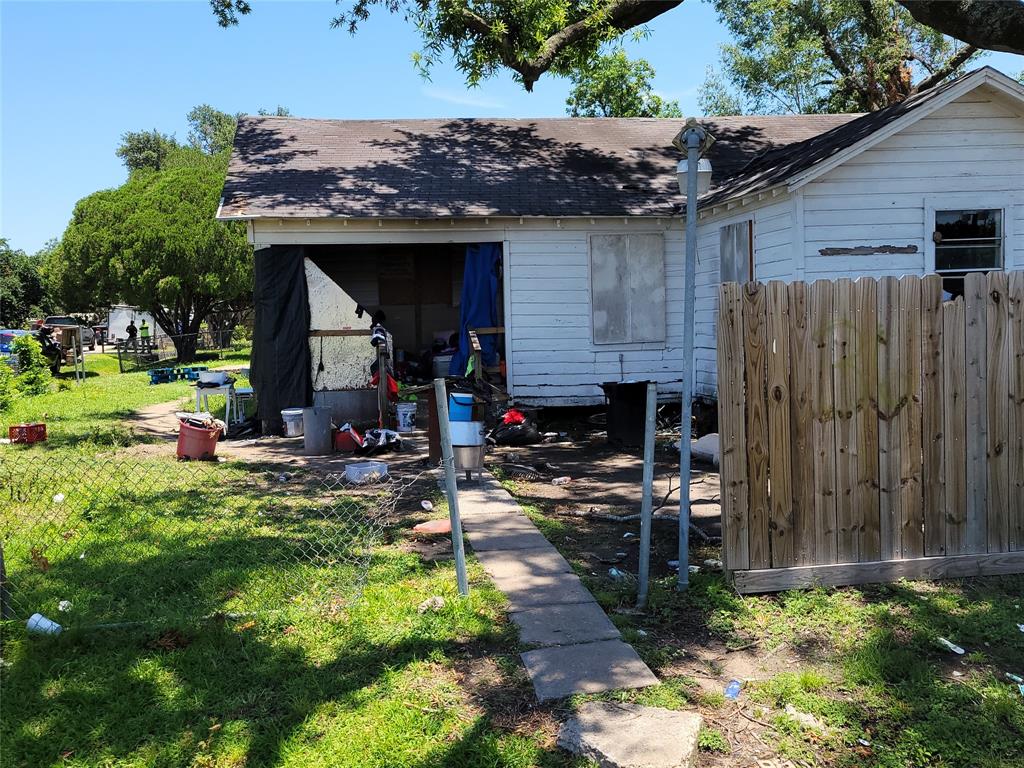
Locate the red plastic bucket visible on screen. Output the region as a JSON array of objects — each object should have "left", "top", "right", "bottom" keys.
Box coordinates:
[{"left": 176, "top": 421, "right": 220, "bottom": 460}]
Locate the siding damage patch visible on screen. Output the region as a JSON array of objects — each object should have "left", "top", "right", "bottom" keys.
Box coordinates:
[{"left": 817, "top": 244, "right": 918, "bottom": 256}]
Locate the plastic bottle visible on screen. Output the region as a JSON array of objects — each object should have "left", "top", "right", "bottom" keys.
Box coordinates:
[{"left": 724, "top": 679, "right": 742, "bottom": 700}]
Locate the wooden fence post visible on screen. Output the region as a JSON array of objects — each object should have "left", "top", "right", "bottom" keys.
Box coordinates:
[
  {"left": 767, "top": 281, "right": 794, "bottom": 567},
  {"left": 743, "top": 282, "right": 770, "bottom": 569},
  {"left": 717, "top": 283, "right": 749, "bottom": 571}
]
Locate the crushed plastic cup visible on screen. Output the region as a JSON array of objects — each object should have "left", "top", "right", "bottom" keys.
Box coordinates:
[
  {"left": 26, "top": 613, "right": 62, "bottom": 635},
  {"left": 937, "top": 637, "right": 965, "bottom": 654},
  {"left": 724, "top": 679, "right": 742, "bottom": 700},
  {"left": 420, "top": 500, "right": 434, "bottom": 511},
  {"left": 551, "top": 476, "right": 571, "bottom": 486}
]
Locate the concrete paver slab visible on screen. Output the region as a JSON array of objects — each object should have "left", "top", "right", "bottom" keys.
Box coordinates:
[
  {"left": 465, "top": 526, "right": 558, "bottom": 551},
  {"left": 511, "top": 602, "right": 621, "bottom": 646},
  {"left": 557, "top": 701, "right": 702, "bottom": 768},
  {"left": 473, "top": 546, "right": 573, "bottom": 578},
  {"left": 521, "top": 639, "right": 660, "bottom": 702}
]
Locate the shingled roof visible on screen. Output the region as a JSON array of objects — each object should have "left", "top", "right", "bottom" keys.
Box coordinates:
[{"left": 218, "top": 114, "right": 857, "bottom": 220}]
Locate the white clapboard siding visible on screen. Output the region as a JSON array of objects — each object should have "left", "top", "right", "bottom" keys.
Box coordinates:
[{"left": 801, "top": 89, "right": 1024, "bottom": 279}]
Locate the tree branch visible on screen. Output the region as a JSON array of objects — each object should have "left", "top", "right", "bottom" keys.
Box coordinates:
[
  {"left": 912, "top": 44, "right": 979, "bottom": 94},
  {"left": 899, "top": 0, "right": 1024, "bottom": 56}
]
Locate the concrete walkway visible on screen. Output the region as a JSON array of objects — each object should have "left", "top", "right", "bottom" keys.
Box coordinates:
[{"left": 458, "top": 475, "right": 659, "bottom": 703}]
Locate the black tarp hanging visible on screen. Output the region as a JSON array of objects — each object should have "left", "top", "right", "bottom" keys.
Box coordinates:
[{"left": 250, "top": 245, "right": 312, "bottom": 433}]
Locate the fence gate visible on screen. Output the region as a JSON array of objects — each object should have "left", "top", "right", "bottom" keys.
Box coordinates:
[{"left": 717, "top": 272, "right": 1024, "bottom": 593}]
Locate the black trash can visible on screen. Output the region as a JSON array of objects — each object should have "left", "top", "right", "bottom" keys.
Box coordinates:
[{"left": 601, "top": 381, "right": 651, "bottom": 450}]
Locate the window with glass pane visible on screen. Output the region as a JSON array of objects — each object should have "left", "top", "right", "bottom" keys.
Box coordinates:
[{"left": 933, "top": 208, "right": 1003, "bottom": 297}]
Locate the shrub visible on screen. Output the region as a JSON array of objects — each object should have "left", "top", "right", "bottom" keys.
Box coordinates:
[
  {"left": 12, "top": 335, "right": 53, "bottom": 396},
  {"left": 0, "top": 361, "right": 16, "bottom": 411}
]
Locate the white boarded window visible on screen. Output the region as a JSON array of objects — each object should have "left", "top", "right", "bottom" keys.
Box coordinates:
[
  {"left": 719, "top": 220, "right": 753, "bottom": 284},
  {"left": 590, "top": 233, "right": 666, "bottom": 344}
]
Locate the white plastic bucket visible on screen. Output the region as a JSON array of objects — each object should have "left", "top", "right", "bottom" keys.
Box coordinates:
[
  {"left": 396, "top": 402, "right": 417, "bottom": 432},
  {"left": 281, "top": 408, "right": 304, "bottom": 437}
]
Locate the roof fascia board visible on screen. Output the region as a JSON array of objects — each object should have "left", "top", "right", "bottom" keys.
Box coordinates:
[{"left": 786, "top": 68, "right": 1021, "bottom": 193}]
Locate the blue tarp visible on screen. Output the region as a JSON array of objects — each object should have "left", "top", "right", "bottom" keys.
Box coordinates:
[{"left": 450, "top": 243, "right": 501, "bottom": 376}]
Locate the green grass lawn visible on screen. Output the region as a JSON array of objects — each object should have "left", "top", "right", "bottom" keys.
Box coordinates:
[{"left": 508, "top": 493, "right": 1024, "bottom": 768}]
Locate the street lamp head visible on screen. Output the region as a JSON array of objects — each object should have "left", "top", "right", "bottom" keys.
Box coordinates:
[{"left": 676, "top": 157, "right": 713, "bottom": 196}]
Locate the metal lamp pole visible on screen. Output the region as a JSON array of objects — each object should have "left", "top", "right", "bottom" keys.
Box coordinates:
[{"left": 675, "top": 120, "right": 712, "bottom": 591}]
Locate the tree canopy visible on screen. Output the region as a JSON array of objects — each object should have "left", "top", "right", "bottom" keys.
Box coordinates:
[
  {"left": 566, "top": 48, "right": 681, "bottom": 117},
  {"left": 700, "top": 0, "right": 982, "bottom": 115},
  {"left": 57, "top": 148, "right": 252, "bottom": 360},
  {"left": 0, "top": 239, "right": 54, "bottom": 328},
  {"left": 208, "top": 0, "right": 1024, "bottom": 91}
]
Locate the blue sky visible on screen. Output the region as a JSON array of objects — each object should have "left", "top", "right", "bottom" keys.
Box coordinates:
[{"left": 2, "top": 1, "right": 1022, "bottom": 254}]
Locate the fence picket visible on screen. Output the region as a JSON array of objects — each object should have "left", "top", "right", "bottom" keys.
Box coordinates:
[
  {"left": 811, "top": 280, "right": 838, "bottom": 565},
  {"left": 743, "top": 282, "right": 771, "bottom": 569},
  {"left": 833, "top": 279, "right": 858, "bottom": 563},
  {"left": 964, "top": 272, "right": 989, "bottom": 553},
  {"left": 921, "top": 275, "right": 945, "bottom": 556},
  {"left": 855, "top": 278, "right": 881, "bottom": 562},
  {"left": 1009, "top": 271, "right": 1024, "bottom": 552},
  {"left": 767, "top": 282, "right": 795, "bottom": 567},
  {"left": 788, "top": 281, "right": 816, "bottom": 565},
  {"left": 986, "top": 271, "right": 1011, "bottom": 553},
  {"left": 943, "top": 298, "right": 968, "bottom": 556},
  {"left": 877, "top": 277, "right": 902, "bottom": 561},
  {"left": 717, "top": 283, "right": 749, "bottom": 570},
  {"left": 898, "top": 275, "right": 924, "bottom": 558}
]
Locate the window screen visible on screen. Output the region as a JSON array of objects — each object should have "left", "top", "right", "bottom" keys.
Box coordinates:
[
  {"left": 720, "top": 221, "right": 753, "bottom": 284},
  {"left": 590, "top": 233, "right": 666, "bottom": 344},
  {"left": 933, "top": 208, "right": 1003, "bottom": 297}
]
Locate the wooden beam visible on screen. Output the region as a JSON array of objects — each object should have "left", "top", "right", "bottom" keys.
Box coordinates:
[
  {"left": 732, "top": 551, "right": 1024, "bottom": 593},
  {"left": 470, "top": 326, "right": 505, "bottom": 336}
]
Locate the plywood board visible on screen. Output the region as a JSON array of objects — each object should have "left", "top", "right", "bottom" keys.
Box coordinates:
[
  {"left": 743, "top": 282, "right": 770, "bottom": 569},
  {"left": 810, "top": 280, "right": 837, "bottom": 565},
  {"left": 766, "top": 281, "right": 794, "bottom": 567}
]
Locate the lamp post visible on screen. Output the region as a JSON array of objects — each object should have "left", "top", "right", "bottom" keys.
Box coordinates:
[{"left": 673, "top": 119, "right": 714, "bottom": 591}]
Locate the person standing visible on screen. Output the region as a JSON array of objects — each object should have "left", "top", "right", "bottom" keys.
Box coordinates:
[
  {"left": 139, "top": 319, "right": 151, "bottom": 352},
  {"left": 126, "top": 319, "right": 138, "bottom": 350}
]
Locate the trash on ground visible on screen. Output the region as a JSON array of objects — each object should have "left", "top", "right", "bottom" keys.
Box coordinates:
[
  {"left": 276, "top": 473, "right": 291, "bottom": 482},
  {"left": 1017, "top": 623, "right": 1024, "bottom": 633},
  {"left": 551, "top": 476, "right": 571, "bottom": 486},
  {"left": 623, "top": 532, "right": 636, "bottom": 539},
  {"left": 420, "top": 500, "right": 434, "bottom": 511},
  {"left": 417, "top": 596, "right": 445, "bottom": 614},
  {"left": 57, "top": 600, "right": 72, "bottom": 612},
  {"left": 952, "top": 670, "right": 964, "bottom": 677},
  {"left": 688, "top": 565, "right": 700, "bottom": 574},
  {"left": 857, "top": 739, "right": 871, "bottom": 747},
  {"left": 615, "top": 551, "right": 627, "bottom": 558},
  {"left": 703, "top": 559, "right": 723, "bottom": 570},
  {"left": 937, "top": 637, "right": 965, "bottom": 654},
  {"left": 636, "top": 629, "right": 648, "bottom": 637},
  {"left": 724, "top": 679, "right": 742, "bottom": 700},
  {"left": 608, "top": 567, "right": 626, "bottom": 581},
  {"left": 1006, "top": 672, "right": 1024, "bottom": 684},
  {"left": 26, "top": 613, "right": 62, "bottom": 635},
  {"left": 667, "top": 559, "right": 679, "bottom": 569},
  {"left": 52, "top": 493, "right": 65, "bottom": 504},
  {"left": 784, "top": 704, "right": 827, "bottom": 731},
  {"left": 412, "top": 518, "right": 451, "bottom": 534}
]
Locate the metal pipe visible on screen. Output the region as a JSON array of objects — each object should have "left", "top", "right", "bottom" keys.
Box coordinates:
[
  {"left": 637, "top": 381, "right": 658, "bottom": 609},
  {"left": 678, "top": 126, "right": 703, "bottom": 591},
  {"left": 434, "top": 377, "right": 470, "bottom": 596}
]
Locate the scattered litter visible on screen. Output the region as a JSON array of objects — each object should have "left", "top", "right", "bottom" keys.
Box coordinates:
[
  {"left": 857, "top": 739, "right": 872, "bottom": 747},
  {"left": 937, "top": 637, "right": 965, "bottom": 654},
  {"left": 952, "top": 670, "right": 964, "bottom": 678},
  {"left": 1017, "top": 684, "right": 1024, "bottom": 698},
  {"left": 667, "top": 559, "right": 679, "bottom": 569},
  {"left": 724, "top": 679, "right": 742, "bottom": 700},
  {"left": 78, "top": 552, "right": 85, "bottom": 560},
  {"left": 688, "top": 565, "right": 700, "bottom": 574},
  {"left": 636, "top": 629, "right": 648, "bottom": 637},
  {"left": 52, "top": 493, "right": 65, "bottom": 504},
  {"left": 784, "top": 704, "right": 827, "bottom": 731},
  {"left": 0, "top": 658, "right": 11, "bottom": 669},
  {"left": 551, "top": 476, "right": 572, "bottom": 486},
  {"left": 26, "top": 613, "right": 62, "bottom": 635},
  {"left": 57, "top": 600, "right": 72, "bottom": 613},
  {"left": 702, "top": 558, "right": 723, "bottom": 570},
  {"left": 420, "top": 500, "right": 434, "bottom": 512},
  {"left": 417, "top": 596, "right": 445, "bottom": 614},
  {"left": 1006, "top": 673, "right": 1023, "bottom": 684},
  {"left": 276, "top": 473, "right": 291, "bottom": 483},
  {"left": 608, "top": 567, "right": 626, "bottom": 581},
  {"left": 623, "top": 532, "right": 636, "bottom": 539},
  {"left": 1017, "top": 623, "right": 1024, "bottom": 633},
  {"left": 615, "top": 551, "right": 627, "bottom": 558}
]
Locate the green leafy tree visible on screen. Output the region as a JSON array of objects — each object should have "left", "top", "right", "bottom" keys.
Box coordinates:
[
  {"left": 208, "top": 1, "right": 1024, "bottom": 90},
  {"left": 59, "top": 149, "right": 252, "bottom": 361},
  {"left": 702, "top": 0, "right": 983, "bottom": 115},
  {"left": 0, "top": 360, "right": 16, "bottom": 411},
  {"left": 186, "top": 104, "right": 239, "bottom": 155},
  {"left": 115, "top": 129, "right": 179, "bottom": 172},
  {"left": 697, "top": 66, "right": 745, "bottom": 116},
  {"left": 257, "top": 106, "right": 292, "bottom": 116},
  {"left": 0, "top": 239, "right": 52, "bottom": 328},
  {"left": 12, "top": 335, "right": 52, "bottom": 395},
  {"left": 566, "top": 48, "right": 682, "bottom": 117}
]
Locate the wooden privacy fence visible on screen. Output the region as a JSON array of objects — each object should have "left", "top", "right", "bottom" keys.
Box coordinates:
[{"left": 717, "top": 271, "right": 1024, "bottom": 593}]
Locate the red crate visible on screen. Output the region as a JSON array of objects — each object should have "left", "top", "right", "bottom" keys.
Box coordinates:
[{"left": 9, "top": 423, "right": 47, "bottom": 444}]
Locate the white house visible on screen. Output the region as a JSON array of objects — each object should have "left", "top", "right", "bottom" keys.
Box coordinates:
[{"left": 218, "top": 67, "right": 1024, "bottom": 423}]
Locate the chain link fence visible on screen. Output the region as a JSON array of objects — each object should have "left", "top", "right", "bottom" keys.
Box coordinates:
[
  {"left": 0, "top": 452, "right": 419, "bottom": 628},
  {"left": 114, "top": 330, "right": 236, "bottom": 374}
]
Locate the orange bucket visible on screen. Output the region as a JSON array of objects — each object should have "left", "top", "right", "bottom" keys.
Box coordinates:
[{"left": 176, "top": 421, "right": 221, "bottom": 460}]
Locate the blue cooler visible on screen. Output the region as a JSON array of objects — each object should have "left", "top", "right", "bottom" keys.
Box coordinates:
[{"left": 448, "top": 392, "right": 474, "bottom": 422}]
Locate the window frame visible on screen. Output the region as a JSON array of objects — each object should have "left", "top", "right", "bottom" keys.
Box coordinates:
[
  {"left": 924, "top": 194, "right": 1020, "bottom": 277},
  {"left": 587, "top": 232, "right": 667, "bottom": 347}
]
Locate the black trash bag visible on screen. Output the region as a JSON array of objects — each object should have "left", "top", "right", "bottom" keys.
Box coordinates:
[
  {"left": 489, "top": 421, "right": 541, "bottom": 446},
  {"left": 356, "top": 428, "right": 403, "bottom": 456}
]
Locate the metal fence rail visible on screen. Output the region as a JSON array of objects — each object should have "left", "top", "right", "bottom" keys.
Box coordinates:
[{"left": 0, "top": 453, "right": 416, "bottom": 627}]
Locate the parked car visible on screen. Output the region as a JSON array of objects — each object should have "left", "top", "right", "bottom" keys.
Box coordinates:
[{"left": 37, "top": 316, "right": 95, "bottom": 350}]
